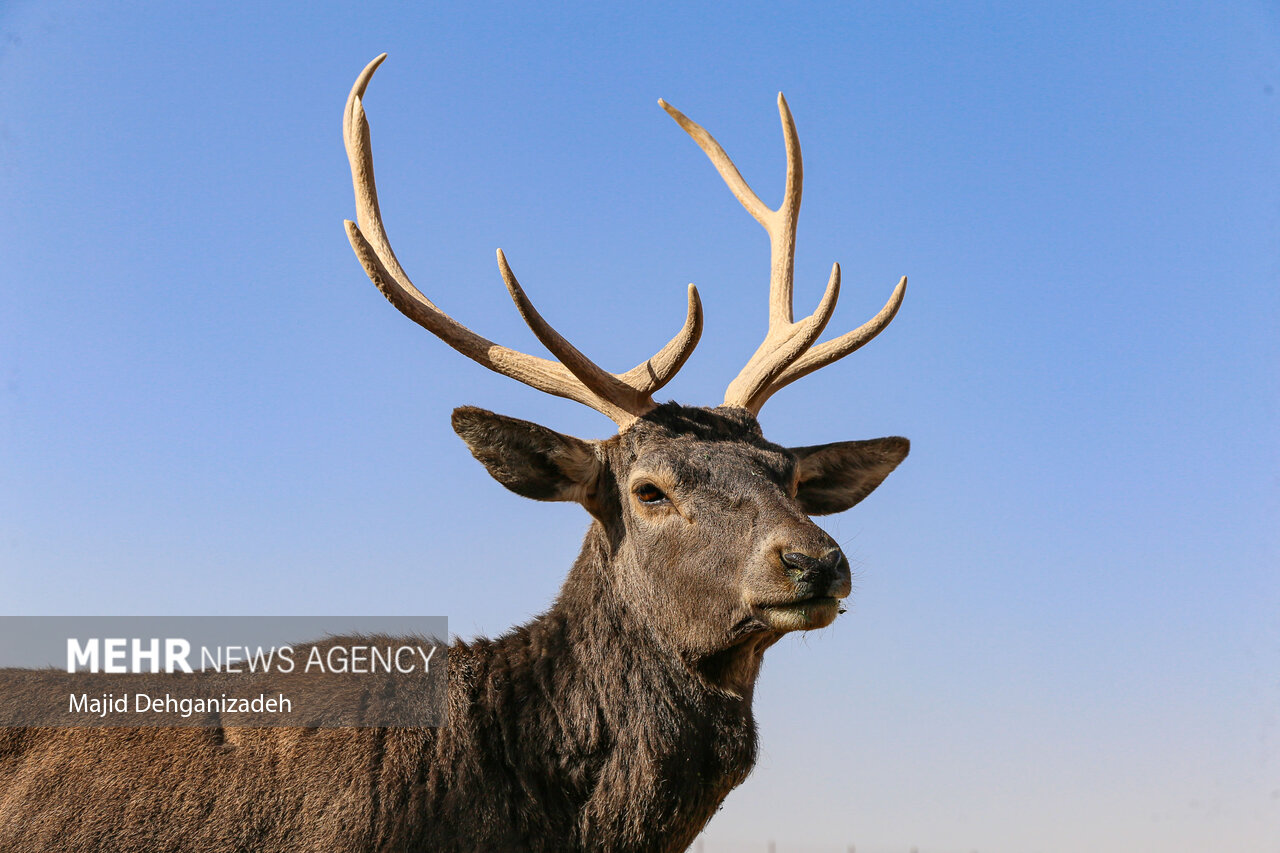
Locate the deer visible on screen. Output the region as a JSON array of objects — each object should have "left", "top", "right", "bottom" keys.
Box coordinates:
[{"left": 0, "top": 54, "right": 909, "bottom": 852}]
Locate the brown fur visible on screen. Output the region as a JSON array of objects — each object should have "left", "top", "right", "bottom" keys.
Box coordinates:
[{"left": 0, "top": 404, "right": 906, "bottom": 851}]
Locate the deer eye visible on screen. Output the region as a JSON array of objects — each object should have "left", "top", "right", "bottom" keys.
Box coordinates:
[{"left": 633, "top": 483, "right": 668, "bottom": 505}]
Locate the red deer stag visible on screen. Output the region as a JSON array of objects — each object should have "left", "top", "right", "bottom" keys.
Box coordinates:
[{"left": 0, "top": 54, "right": 908, "bottom": 852}]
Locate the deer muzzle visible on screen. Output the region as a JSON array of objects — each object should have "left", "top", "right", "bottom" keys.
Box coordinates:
[{"left": 754, "top": 545, "right": 851, "bottom": 632}]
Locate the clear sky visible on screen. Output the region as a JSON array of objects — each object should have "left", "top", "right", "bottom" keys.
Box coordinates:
[{"left": 1, "top": 2, "right": 1277, "bottom": 851}]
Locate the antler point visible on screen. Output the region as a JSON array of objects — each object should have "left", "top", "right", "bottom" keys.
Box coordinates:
[
  {"left": 358, "top": 54, "right": 387, "bottom": 85},
  {"left": 687, "top": 283, "right": 703, "bottom": 316}
]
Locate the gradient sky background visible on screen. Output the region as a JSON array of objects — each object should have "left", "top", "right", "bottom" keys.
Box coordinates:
[{"left": 1, "top": 3, "right": 1277, "bottom": 851}]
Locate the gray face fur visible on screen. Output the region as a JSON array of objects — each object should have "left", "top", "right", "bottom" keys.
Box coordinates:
[{"left": 452, "top": 402, "right": 907, "bottom": 692}]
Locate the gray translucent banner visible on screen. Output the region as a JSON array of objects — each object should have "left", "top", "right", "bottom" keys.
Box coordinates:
[{"left": 0, "top": 616, "right": 447, "bottom": 727}]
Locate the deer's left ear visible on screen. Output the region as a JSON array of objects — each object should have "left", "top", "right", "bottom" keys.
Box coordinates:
[
  {"left": 451, "top": 407, "right": 603, "bottom": 506},
  {"left": 790, "top": 437, "right": 909, "bottom": 516}
]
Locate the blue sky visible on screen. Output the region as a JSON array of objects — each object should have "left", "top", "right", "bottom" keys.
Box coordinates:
[{"left": 1, "top": 2, "right": 1277, "bottom": 851}]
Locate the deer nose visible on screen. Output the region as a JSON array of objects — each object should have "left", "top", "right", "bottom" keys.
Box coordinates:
[{"left": 780, "top": 549, "right": 848, "bottom": 588}]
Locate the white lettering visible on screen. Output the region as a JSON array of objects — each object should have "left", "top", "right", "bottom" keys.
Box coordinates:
[
  {"left": 103, "top": 638, "right": 127, "bottom": 673},
  {"left": 67, "top": 638, "right": 98, "bottom": 673},
  {"left": 131, "top": 638, "right": 160, "bottom": 673},
  {"left": 166, "top": 638, "right": 193, "bottom": 673}
]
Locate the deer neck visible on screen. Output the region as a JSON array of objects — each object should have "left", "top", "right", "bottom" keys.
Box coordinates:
[
  {"left": 534, "top": 522, "right": 761, "bottom": 828},
  {"left": 551, "top": 519, "right": 772, "bottom": 699},
  {"left": 428, "top": 522, "right": 763, "bottom": 850}
]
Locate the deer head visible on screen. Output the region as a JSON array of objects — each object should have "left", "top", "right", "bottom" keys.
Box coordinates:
[{"left": 343, "top": 55, "right": 908, "bottom": 685}]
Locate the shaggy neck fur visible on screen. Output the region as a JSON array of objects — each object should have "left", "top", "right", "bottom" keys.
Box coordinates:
[{"left": 398, "top": 522, "right": 764, "bottom": 853}]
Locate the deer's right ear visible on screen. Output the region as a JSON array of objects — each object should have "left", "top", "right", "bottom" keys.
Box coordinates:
[{"left": 451, "top": 407, "right": 603, "bottom": 505}]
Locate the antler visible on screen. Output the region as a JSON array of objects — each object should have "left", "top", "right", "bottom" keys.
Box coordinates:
[
  {"left": 344, "top": 54, "right": 702, "bottom": 428},
  {"left": 660, "top": 95, "right": 906, "bottom": 414}
]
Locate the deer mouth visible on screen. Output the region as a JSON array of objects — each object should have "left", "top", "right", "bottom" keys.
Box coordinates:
[{"left": 757, "top": 595, "right": 841, "bottom": 631}]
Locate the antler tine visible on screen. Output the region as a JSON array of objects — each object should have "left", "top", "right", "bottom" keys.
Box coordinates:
[
  {"left": 661, "top": 94, "right": 905, "bottom": 414},
  {"left": 661, "top": 94, "right": 829, "bottom": 412},
  {"left": 766, "top": 275, "right": 907, "bottom": 399},
  {"left": 659, "top": 95, "right": 803, "bottom": 325},
  {"left": 619, "top": 283, "right": 703, "bottom": 396},
  {"left": 496, "top": 252, "right": 703, "bottom": 411},
  {"left": 344, "top": 55, "right": 703, "bottom": 427}
]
